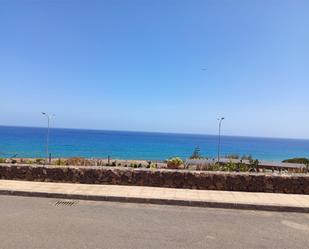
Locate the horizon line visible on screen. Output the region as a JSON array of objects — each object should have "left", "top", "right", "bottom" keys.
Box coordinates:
[{"left": 1, "top": 124, "right": 309, "bottom": 141}]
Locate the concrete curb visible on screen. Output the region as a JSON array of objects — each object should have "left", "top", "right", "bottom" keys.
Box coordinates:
[{"left": 0, "top": 189, "right": 308, "bottom": 213}]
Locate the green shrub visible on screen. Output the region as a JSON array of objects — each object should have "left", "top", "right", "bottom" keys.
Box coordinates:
[
  {"left": 150, "top": 163, "right": 157, "bottom": 169},
  {"left": 35, "top": 158, "right": 44, "bottom": 164},
  {"left": 130, "top": 162, "right": 138, "bottom": 168},
  {"left": 237, "top": 163, "right": 250, "bottom": 172},
  {"left": 26, "top": 159, "right": 35, "bottom": 164},
  {"left": 196, "top": 161, "right": 250, "bottom": 172},
  {"left": 167, "top": 157, "right": 184, "bottom": 169},
  {"left": 249, "top": 159, "right": 260, "bottom": 172},
  {"left": 66, "top": 157, "right": 90, "bottom": 166},
  {"left": 146, "top": 161, "right": 152, "bottom": 168},
  {"left": 54, "top": 158, "right": 66, "bottom": 166},
  {"left": 0, "top": 158, "right": 6, "bottom": 163},
  {"left": 224, "top": 161, "right": 238, "bottom": 171},
  {"left": 196, "top": 163, "right": 220, "bottom": 171},
  {"left": 127, "top": 162, "right": 144, "bottom": 168},
  {"left": 282, "top": 158, "right": 309, "bottom": 164},
  {"left": 145, "top": 162, "right": 157, "bottom": 169}
]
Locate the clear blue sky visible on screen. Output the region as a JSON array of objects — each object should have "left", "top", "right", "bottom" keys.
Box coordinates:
[{"left": 1, "top": 0, "right": 308, "bottom": 138}]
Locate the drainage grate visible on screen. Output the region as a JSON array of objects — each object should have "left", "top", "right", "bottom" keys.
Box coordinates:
[{"left": 54, "top": 200, "right": 78, "bottom": 207}]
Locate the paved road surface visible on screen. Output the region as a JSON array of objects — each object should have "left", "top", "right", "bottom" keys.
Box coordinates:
[{"left": 0, "top": 196, "right": 309, "bottom": 249}]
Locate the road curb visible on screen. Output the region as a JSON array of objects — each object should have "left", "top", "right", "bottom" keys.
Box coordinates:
[{"left": 0, "top": 189, "right": 308, "bottom": 213}]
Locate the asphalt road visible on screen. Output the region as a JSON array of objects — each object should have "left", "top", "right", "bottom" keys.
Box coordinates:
[{"left": 0, "top": 196, "right": 309, "bottom": 249}]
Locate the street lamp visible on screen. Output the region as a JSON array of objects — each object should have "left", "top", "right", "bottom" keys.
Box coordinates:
[
  {"left": 42, "top": 112, "right": 55, "bottom": 164},
  {"left": 217, "top": 117, "right": 225, "bottom": 163}
]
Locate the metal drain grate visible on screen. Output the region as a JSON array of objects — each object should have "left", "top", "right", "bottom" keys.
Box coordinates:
[{"left": 54, "top": 200, "right": 78, "bottom": 207}]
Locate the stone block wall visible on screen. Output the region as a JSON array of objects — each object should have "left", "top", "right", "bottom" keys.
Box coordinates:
[{"left": 0, "top": 164, "right": 308, "bottom": 194}]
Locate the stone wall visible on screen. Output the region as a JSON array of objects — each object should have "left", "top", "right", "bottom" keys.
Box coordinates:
[{"left": 0, "top": 164, "right": 309, "bottom": 194}]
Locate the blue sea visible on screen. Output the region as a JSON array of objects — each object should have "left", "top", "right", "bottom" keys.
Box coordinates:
[{"left": 0, "top": 126, "right": 309, "bottom": 162}]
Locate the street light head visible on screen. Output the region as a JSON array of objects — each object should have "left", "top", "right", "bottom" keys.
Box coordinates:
[{"left": 42, "top": 112, "right": 56, "bottom": 119}]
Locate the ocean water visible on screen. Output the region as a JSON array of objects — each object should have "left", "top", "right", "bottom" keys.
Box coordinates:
[{"left": 0, "top": 126, "right": 309, "bottom": 162}]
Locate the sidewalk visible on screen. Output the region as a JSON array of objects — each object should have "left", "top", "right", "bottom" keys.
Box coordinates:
[{"left": 1, "top": 180, "right": 309, "bottom": 213}]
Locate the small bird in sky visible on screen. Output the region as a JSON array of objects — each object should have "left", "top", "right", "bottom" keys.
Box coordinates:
[{"left": 201, "top": 68, "right": 208, "bottom": 71}]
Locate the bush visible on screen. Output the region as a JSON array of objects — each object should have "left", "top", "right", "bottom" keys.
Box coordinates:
[
  {"left": 196, "top": 163, "right": 220, "bottom": 171},
  {"left": 196, "top": 161, "right": 250, "bottom": 172},
  {"left": 145, "top": 161, "right": 157, "bottom": 169},
  {"left": 249, "top": 159, "right": 260, "bottom": 172},
  {"left": 54, "top": 158, "right": 66, "bottom": 166},
  {"left": 130, "top": 162, "right": 138, "bottom": 168},
  {"left": 150, "top": 163, "right": 157, "bottom": 169},
  {"left": 282, "top": 158, "right": 309, "bottom": 164},
  {"left": 224, "top": 161, "right": 238, "bottom": 171},
  {"left": 146, "top": 161, "right": 152, "bottom": 168},
  {"left": 65, "top": 157, "right": 90, "bottom": 166},
  {"left": 35, "top": 158, "right": 44, "bottom": 164},
  {"left": 237, "top": 163, "right": 250, "bottom": 172},
  {"left": 0, "top": 158, "right": 6, "bottom": 163},
  {"left": 167, "top": 157, "right": 184, "bottom": 169},
  {"left": 224, "top": 161, "right": 250, "bottom": 172}
]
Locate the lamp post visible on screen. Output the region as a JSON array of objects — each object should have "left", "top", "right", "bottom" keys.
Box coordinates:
[
  {"left": 42, "top": 112, "right": 55, "bottom": 164},
  {"left": 217, "top": 117, "right": 224, "bottom": 163}
]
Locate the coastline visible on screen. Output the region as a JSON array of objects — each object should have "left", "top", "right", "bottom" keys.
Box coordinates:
[{"left": 1, "top": 157, "right": 307, "bottom": 172}]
